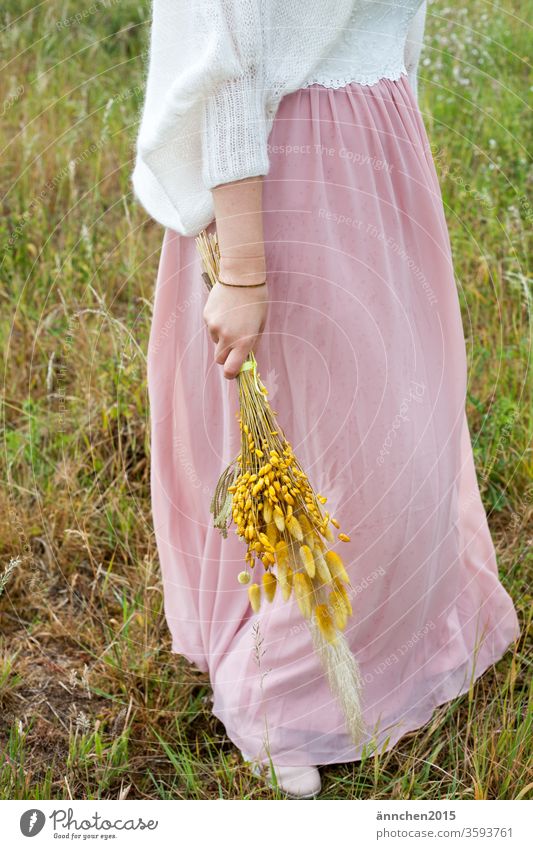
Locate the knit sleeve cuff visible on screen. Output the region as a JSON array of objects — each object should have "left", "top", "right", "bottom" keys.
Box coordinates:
[{"left": 201, "top": 73, "right": 271, "bottom": 190}]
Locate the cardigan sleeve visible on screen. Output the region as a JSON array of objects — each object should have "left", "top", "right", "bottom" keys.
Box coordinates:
[
  {"left": 133, "top": 0, "right": 271, "bottom": 236},
  {"left": 132, "top": 0, "right": 365, "bottom": 236},
  {"left": 200, "top": 0, "right": 271, "bottom": 189},
  {"left": 404, "top": 1, "right": 427, "bottom": 102}
]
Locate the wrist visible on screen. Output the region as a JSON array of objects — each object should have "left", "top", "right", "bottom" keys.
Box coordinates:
[{"left": 218, "top": 254, "right": 266, "bottom": 286}]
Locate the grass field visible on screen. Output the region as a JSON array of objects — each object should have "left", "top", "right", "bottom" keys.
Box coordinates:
[{"left": 0, "top": 0, "right": 531, "bottom": 799}]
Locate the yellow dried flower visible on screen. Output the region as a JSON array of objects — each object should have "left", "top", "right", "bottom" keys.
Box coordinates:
[
  {"left": 287, "top": 514, "right": 303, "bottom": 542},
  {"left": 325, "top": 550, "right": 350, "bottom": 584},
  {"left": 293, "top": 572, "right": 314, "bottom": 618},
  {"left": 322, "top": 524, "right": 335, "bottom": 543},
  {"left": 299, "top": 514, "right": 312, "bottom": 536},
  {"left": 313, "top": 548, "right": 332, "bottom": 583},
  {"left": 338, "top": 532, "right": 351, "bottom": 542},
  {"left": 279, "top": 566, "right": 293, "bottom": 602},
  {"left": 248, "top": 583, "right": 261, "bottom": 613},
  {"left": 315, "top": 604, "right": 337, "bottom": 643},
  {"left": 275, "top": 539, "right": 289, "bottom": 568},
  {"left": 328, "top": 590, "right": 348, "bottom": 629},
  {"left": 238, "top": 571, "right": 251, "bottom": 584},
  {"left": 299, "top": 544, "right": 316, "bottom": 578},
  {"left": 258, "top": 531, "right": 274, "bottom": 550},
  {"left": 333, "top": 578, "right": 353, "bottom": 616},
  {"left": 266, "top": 521, "right": 278, "bottom": 548},
  {"left": 262, "top": 571, "right": 277, "bottom": 602}
]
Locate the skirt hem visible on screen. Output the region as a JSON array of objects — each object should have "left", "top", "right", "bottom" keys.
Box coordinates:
[{"left": 204, "top": 627, "right": 518, "bottom": 767}]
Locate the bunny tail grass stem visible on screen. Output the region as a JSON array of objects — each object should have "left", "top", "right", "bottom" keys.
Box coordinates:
[{"left": 308, "top": 616, "right": 366, "bottom": 746}]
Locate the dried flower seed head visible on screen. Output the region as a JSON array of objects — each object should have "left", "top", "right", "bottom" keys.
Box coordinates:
[
  {"left": 325, "top": 550, "right": 350, "bottom": 584},
  {"left": 321, "top": 524, "right": 335, "bottom": 543},
  {"left": 299, "top": 544, "right": 316, "bottom": 578},
  {"left": 248, "top": 583, "right": 261, "bottom": 613},
  {"left": 275, "top": 539, "right": 289, "bottom": 568},
  {"left": 279, "top": 567, "right": 293, "bottom": 601},
  {"left": 329, "top": 590, "right": 348, "bottom": 629},
  {"left": 293, "top": 572, "right": 314, "bottom": 618},
  {"left": 258, "top": 531, "right": 274, "bottom": 551},
  {"left": 315, "top": 604, "right": 337, "bottom": 643},
  {"left": 287, "top": 514, "right": 303, "bottom": 542},
  {"left": 262, "top": 571, "right": 277, "bottom": 602},
  {"left": 333, "top": 578, "right": 353, "bottom": 616},
  {"left": 266, "top": 521, "right": 278, "bottom": 548},
  {"left": 314, "top": 548, "right": 332, "bottom": 583},
  {"left": 299, "top": 514, "right": 313, "bottom": 536}
]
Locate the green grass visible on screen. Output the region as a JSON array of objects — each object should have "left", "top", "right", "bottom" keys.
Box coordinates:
[{"left": 0, "top": 0, "right": 531, "bottom": 799}]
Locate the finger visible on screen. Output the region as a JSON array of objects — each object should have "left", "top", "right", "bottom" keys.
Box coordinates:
[
  {"left": 214, "top": 336, "right": 231, "bottom": 364},
  {"left": 223, "top": 345, "right": 247, "bottom": 380}
]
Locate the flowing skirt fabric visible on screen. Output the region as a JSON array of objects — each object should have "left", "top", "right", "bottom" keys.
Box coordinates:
[{"left": 146, "top": 73, "right": 520, "bottom": 766}]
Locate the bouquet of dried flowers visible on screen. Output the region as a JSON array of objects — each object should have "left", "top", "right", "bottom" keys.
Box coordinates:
[{"left": 195, "top": 229, "right": 365, "bottom": 745}]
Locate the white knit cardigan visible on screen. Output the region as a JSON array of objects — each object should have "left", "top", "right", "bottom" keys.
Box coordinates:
[{"left": 133, "top": 1, "right": 426, "bottom": 237}]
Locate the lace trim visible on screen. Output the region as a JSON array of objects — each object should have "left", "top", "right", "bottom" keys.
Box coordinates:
[{"left": 301, "top": 65, "right": 409, "bottom": 90}]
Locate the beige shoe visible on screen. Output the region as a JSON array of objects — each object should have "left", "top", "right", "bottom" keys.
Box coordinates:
[{"left": 248, "top": 759, "right": 321, "bottom": 798}]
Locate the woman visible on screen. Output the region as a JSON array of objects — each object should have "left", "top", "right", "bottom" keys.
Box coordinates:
[{"left": 133, "top": 1, "right": 520, "bottom": 798}]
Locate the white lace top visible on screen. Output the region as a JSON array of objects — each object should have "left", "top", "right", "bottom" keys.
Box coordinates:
[
  {"left": 302, "top": 0, "right": 427, "bottom": 96},
  {"left": 133, "top": 1, "right": 427, "bottom": 237}
]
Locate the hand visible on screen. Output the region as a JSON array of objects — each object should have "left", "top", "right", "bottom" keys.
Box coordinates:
[
  {"left": 203, "top": 280, "right": 269, "bottom": 379},
  {"left": 206, "top": 175, "right": 268, "bottom": 379}
]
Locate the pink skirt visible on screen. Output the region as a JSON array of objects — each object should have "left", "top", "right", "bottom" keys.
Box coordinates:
[{"left": 147, "top": 73, "right": 520, "bottom": 766}]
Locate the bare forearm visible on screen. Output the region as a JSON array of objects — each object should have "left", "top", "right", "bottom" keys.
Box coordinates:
[{"left": 211, "top": 176, "right": 266, "bottom": 286}]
